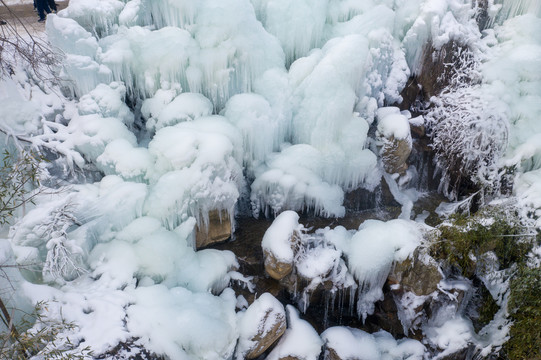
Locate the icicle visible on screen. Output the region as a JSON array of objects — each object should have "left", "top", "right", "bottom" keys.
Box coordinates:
[{"left": 492, "top": 0, "right": 541, "bottom": 25}]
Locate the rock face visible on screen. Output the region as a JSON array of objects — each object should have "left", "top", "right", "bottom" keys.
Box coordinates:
[
  {"left": 236, "top": 293, "right": 287, "bottom": 359},
  {"left": 323, "top": 348, "right": 341, "bottom": 360},
  {"left": 388, "top": 248, "right": 442, "bottom": 296},
  {"left": 195, "top": 209, "right": 231, "bottom": 248}
]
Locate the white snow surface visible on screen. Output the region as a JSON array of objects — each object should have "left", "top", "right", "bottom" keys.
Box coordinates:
[
  {"left": 261, "top": 210, "right": 301, "bottom": 263},
  {"left": 322, "top": 326, "right": 426, "bottom": 360}
]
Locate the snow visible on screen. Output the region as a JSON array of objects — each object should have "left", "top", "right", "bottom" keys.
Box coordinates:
[
  {"left": 296, "top": 246, "right": 341, "bottom": 280},
  {"left": 146, "top": 92, "right": 213, "bottom": 133},
  {"left": 250, "top": 144, "right": 349, "bottom": 218},
  {"left": 125, "top": 286, "right": 238, "bottom": 359},
  {"left": 253, "top": 0, "right": 327, "bottom": 66},
  {"left": 425, "top": 317, "right": 475, "bottom": 360},
  {"left": 223, "top": 93, "right": 282, "bottom": 175},
  {"left": 96, "top": 139, "right": 154, "bottom": 182},
  {"left": 0, "top": 240, "right": 35, "bottom": 331},
  {"left": 2, "top": 0, "right": 541, "bottom": 358},
  {"left": 377, "top": 107, "right": 412, "bottom": 141},
  {"left": 144, "top": 116, "right": 243, "bottom": 229},
  {"left": 0, "top": 78, "right": 42, "bottom": 135},
  {"left": 59, "top": 0, "right": 125, "bottom": 37},
  {"left": 402, "top": 0, "right": 482, "bottom": 74}
]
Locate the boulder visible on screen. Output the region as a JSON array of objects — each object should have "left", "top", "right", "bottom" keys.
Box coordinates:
[
  {"left": 195, "top": 209, "right": 231, "bottom": 248},
  {"left": 236, "top": 293, "right": 287, "bottom": 359},
  {"left": 261, "top": 211, "right": 302, "bottom": 280}
]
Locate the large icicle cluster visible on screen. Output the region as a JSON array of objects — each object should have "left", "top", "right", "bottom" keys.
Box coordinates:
[
  {"left": 44, "top": 0, "right": 428, "bottom": 218},
  {"left": 261, "top": 211, "right": 422, "bottom": 320}
]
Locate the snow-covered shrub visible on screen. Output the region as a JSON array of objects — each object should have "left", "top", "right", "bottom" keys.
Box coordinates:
[{"left": 425, "top": 46, "right": 509, "bottom": 200}]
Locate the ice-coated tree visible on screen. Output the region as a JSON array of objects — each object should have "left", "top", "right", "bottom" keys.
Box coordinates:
[{"left": 40, "top": 201, "right": 86, "bottom": 284}]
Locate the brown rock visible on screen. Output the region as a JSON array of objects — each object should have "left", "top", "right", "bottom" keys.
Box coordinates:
[
  {"left": 264, "top": 249, "right": 294, "bottom": 280},
  {"left": 195, "top": 209, "right": 231, "bottom": 249},
  {"left": 262, "top": 229, "right": 300, "bottom": 281},
  {"left": 416, "top": 41, "right": 470, "bottom": 99},
  {"left": 410, "top": 122, "right": 425, "bottom": 138}
]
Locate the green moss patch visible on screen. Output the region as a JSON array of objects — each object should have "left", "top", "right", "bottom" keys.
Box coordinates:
[
  {"left": 504, "top": 266, "right": 541, "bottom": 360},
  {"left": 430, "top": 206, "right": 540, "bottom": 359},
  {"left": 430, "top": 210, "right": 533, "bottom": 278}
]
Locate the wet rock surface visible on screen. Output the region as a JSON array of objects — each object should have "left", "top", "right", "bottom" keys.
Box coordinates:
[{"left": 211, "top": 205, "right": 508, "bottom": 359}]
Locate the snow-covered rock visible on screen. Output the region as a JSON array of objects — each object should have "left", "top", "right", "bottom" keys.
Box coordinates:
[
  {"left": 266, "top": 305, "right": 323, "bottom": 360},
  {"left": 236, "top": 293, "right": 286, "bottom": 359},
  {"left": 321, "top": 327, "right": 425, "bottom": 360},
  {"left": 377, "top": 107, "right": 413, "bottom": 175},
  {"left": 261, "top": 211, "right": 303, "bottom": 280}
]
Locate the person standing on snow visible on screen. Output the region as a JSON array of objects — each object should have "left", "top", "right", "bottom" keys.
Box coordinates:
[
  {"left": 36, "top": 0, "right": 51, "bottom": 22},
  {"left": 47, "top": 0, "right": 58, "bottom": 13}
]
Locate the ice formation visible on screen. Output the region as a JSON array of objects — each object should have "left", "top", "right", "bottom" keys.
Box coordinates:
[
  {"left": 261, "top": 210, "right": 302, "bottom": 265},
  {"left": 1, "top": 0, "right": 540, "bottom": 358},
  {"left": 325, "top": 219, "right": 422, "bottom": 320}
]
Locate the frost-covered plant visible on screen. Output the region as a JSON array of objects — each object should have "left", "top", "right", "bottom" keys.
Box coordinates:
[
  {"left": 0, "top": 150, "right": 42, "bottom": 225},
  {"left": 38, "top": 202, "right": 86, "bottom": 283},
  {"left": 425, "top": 46, "right": 509, "bottom": 200}
]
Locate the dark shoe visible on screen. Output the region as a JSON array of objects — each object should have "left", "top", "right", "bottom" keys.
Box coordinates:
[
  {"left": 0, "top": 20, "right": 7, "bottom": 26},
  {"left": 38, "top": 18, "right": 46, "bottom": 22}
]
